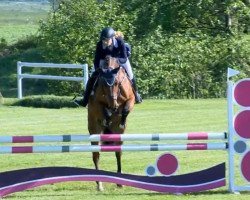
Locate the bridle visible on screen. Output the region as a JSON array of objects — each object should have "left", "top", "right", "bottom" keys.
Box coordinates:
[
  {"left": 101, "top": 68, "right": 126, "bottom": 105},
  {"left": 107, "top": 71, "right": 126, "bottom": 102}
]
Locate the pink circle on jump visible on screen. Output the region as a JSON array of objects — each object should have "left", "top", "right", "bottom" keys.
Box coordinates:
[
  {"left": 241, "top": 151, "right": 250, "bottom": 182},
  {"left": 234, "top": 79, "right": 250, "bottom": 107},
  {"left": 234, "top": 110, "right": 250, "bottom": 139},
  {"left": 156, "top": 153, "right": 178, "bottom": 176}
]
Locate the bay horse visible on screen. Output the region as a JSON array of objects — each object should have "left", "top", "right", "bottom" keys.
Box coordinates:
[{"left": 88, "top": 56, "right": 135, "bottom": 191}]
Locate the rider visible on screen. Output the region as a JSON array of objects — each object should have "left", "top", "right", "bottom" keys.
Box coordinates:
[{"left": 74, "top": 27, "right": 142, "bottom": 107}]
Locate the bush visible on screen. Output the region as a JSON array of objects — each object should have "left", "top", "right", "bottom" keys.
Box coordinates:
[
  {"left": 38, "top": 0, "right": 250, "bottom": 99},
  {"left": 38, "top": 0, "right": 136, "bottom": 96},
  {"left": 133, "top": 28, "right": 249, "bottom": 98},
  {"left": 12, "top": 95, "right": 78, "bottom": 109},
  {"left": 0, "top": 35, "right": 46, "bottom": 97}
]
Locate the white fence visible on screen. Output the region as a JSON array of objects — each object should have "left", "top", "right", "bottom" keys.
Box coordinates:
[{"left": 17, "top": 61, "right": 88, "bottom": 99}]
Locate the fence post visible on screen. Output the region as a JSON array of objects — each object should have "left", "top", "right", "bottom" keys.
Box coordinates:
[
  {"left": 17, "top": 61, "right": 23, "bottom": 99},
  {"left": 227, "top": 80, "right": 235, "bottom": 192},
  {"left": 83, "top": 64, "right": 88, "bottom": 90}
]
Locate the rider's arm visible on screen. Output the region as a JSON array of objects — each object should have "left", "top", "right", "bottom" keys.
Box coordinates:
[
  {"left": 116, "top": 38, "right": 127, "bottom": 64},
  {"left": 94, "top": 42, "right": 102, "bottom": 70}
]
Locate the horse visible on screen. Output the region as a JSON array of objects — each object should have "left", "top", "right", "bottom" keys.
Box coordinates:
[{"left": 87, "top": 56, "right": 135, "bottom": 191}]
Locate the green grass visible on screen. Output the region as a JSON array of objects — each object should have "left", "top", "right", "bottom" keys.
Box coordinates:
[
  {"left": 0, "top": 1, "right": 49, "bottom": 43},
  {"left": 0, "top": 24, "right": 39, "bottom": 44},
  {"left": 0, "top": 99, "right": 249, "bottom": 199}
]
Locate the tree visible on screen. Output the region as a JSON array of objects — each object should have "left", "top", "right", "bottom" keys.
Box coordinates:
[
  {"left": 0, "top": 91, "right": 3, "bottom": 104},
  {"left": 39, "top": 0, "right": 134, "bottom": 95},
  {"left": 38, "top": 0, "right": 250, "bottom": 98},
  {"left": 119, "top": 0, "right": 250, "bottom": 36}
]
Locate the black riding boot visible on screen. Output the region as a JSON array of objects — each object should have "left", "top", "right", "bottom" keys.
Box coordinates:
[
  {"left": 74, "top": 71, "right": 99, "bottom": 107},
  {"left": 131, "top": 78, "right": 142, "bottom": 104}
]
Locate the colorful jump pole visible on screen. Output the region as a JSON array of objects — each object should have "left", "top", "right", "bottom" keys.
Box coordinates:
[
  {"left": 0, "top": 143, "right": 227, "bottom": 154},
  {"left": 0, "top": 132, "right": 227, "bottom": 143}
]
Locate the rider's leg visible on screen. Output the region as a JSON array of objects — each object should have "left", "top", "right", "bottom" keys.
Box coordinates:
[
  {"left": 74, "top": 70, "right": 99, "bottom": 107},
  {"left": 121, "top": 60, "right": 142, "bottom": 104},
  {"left": 131, "top": 77, "right": 142, "bottom": 103}
]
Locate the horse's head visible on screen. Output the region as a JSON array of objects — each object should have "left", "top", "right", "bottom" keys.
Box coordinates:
[
  {"left": 99, "top": 57, "right": 124, "bottom": 110},
  {"left": 104, "top": 55, "right": 119, "bottom": 70}
]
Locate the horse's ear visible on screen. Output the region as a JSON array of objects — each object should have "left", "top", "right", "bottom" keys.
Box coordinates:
[{"left": 112, "top": 66, "right": 120, "bottom": 74}]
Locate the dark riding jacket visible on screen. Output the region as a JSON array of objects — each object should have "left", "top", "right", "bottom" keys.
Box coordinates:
[{"left": 94, "top": 37, "right": 128, "bottom": 70}]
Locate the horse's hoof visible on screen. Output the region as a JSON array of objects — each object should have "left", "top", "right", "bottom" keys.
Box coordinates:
[
  {"left": 97, "top": 182, "right": 104, "bottom": 191},
  {"left": 103, "top": 120, "right": 106, "bottom": 126},
  {"left": 119, "top": 124, "right": 125, "bottom": 129},
  {"left": 97, "top": 187, "right": 104, "bottom": 192}
]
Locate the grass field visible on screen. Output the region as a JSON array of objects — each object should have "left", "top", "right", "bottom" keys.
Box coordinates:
[
  {"left": 0, "top": 1, "right": 49, "bottom": 43},
  {"left": 0, "top": 99, "right": 249, "bottom": 200}
]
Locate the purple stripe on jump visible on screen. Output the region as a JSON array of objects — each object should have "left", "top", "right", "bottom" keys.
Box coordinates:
[
  {"left": 187, "top": 143, "right": 207, "bottom": 150},
  {"left": 101, "top": 145, "right": 121, "bottom": 152},
  {"left": 12, "top": 147, "right": 33, "bottom": 153},
  {"left": 88, "top": 176, "right": 226, "bottom": 193},
  {"left": 188, "top": 132, "right": 208, "bottom": 140},
  {"left": 12, "top": 136, "right": 34, "bottom": 143},
  {"left": 100, "top": 134, "right": 121, "bottom": 142},
  {"left": 0, "top": 176, "right": 226, "bottom": 197},
  {"left": 0, "top": 163, "right": 225, "bottom": 197}
]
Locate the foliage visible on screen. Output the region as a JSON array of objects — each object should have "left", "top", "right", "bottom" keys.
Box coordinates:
[
  {"left": 125, "top": 0, "right": 250, "bottom": 36},
  {"left": 38, "top": 0, "right": 134, "bottom": 95},
  {"left": 0, "top": 36, "right": 46, "bottom": 97},
  {"left": 134, "top": 28, "right": 250, "bottom": 98},
  {"left": 0, "top": 0, "right": 50, "bottom": 98},
  {"left": 37, "top": 0, "right": 250, "bottom": 98}
]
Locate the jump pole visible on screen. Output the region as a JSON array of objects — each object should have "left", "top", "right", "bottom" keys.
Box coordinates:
[
  {"left": 0, "top": 132, "right": 228, "bottom": 196},
  {"left": 0, "top": 143, "right": 228, "bottom": 154},
  {"left": 0, "top": 132, "right": 227, "bottom": 143}
]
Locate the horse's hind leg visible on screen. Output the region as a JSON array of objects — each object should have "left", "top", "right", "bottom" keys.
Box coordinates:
[
  {"left": 115, "top": 149, "right": 123, "bottom": 188},
  {"left": 92, "top": 142, "right": 104, "bottom": 191}
]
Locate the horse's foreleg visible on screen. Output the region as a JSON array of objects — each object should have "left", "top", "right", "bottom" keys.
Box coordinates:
[
  {"left": 115, "top": 144, "right": 123, "bottom": 188},
  {"left": 91, "top": 141, "right": 104, "bottom": 191},
  {"left": 120, "top": 108, "right": 129, "bottom": 129},
  {"left": 120, "top": 99, "right": 134, "bottom": 129},
  {"left": 103, "top": 107, "right": 112, "bottom": 127}
]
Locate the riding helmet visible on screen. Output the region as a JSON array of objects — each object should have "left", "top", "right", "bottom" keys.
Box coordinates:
[{"left": 100, "top": 27, "right": 115, "bottom": 40}]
